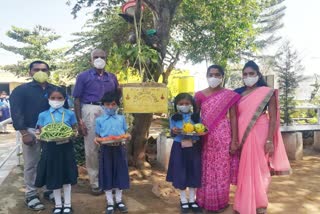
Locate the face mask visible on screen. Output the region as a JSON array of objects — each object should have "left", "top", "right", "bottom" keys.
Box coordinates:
[
  {"left": 93, "top": 58, "right": 106, "bottom": 69},
  {"left": 49, "top": 100, "right": 65, "bottom": 109},
  {"left": 177, "top": 105, "right": 192, "bottom": 113},
  {"left": 207, "top": 77, "right": 222, "bottom": 88},
  {"left": 104, "top": 107, "right": 118, "bottom": 115},
  {"left": 243, "top": 76, "right": 259, "bottom": 87},
  {"left": 33, "top": 71, "right": 49, "bottom": 83}
]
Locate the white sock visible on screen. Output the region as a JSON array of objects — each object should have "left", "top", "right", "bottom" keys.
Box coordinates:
[
  {"left": 180, "top": 190, "right": 188, "bottom": 204},
  {"left": 115, "top": 188, "right": 123, "bottom": 203},
  {"left": 53, "top": 189, "right": 62, "bottom": 208},
  {"left": 105, "top": 190, "right": 114, "bottom": 205},
  {"left": 189, "top": 188, "right": 196, "bottom": 203},
  {"left": 63, "top": 184, "right": 72, "bottom": 211}
]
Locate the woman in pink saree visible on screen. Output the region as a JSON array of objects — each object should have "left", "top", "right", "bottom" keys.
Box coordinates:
[
  {"left": 234, "top": 61, "right": 291, "bottom": 214},
  {"left": 195, "top": 65, "right": 241, "bottom": 212}
]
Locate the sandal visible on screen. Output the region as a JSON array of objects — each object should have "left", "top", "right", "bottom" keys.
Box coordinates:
[
  {"left": 106, "top": 205, "right": 115, "bottom": 214},
  {"left": 116, "top": 201, "right": 128, "bottom": 213},
  {"left": 180, "top": 202, "right": 190, "bottom": 214},
  {"left": 52, "top": 207, "right": 63, "bottom": 214},
  {"left": 25, "top": 195, "right": 45, "bottom": 211},
  {"left": 189, "top": 202, "right": 203, "bottom": 213},
  {"left": 62, "top": 206, "right": 73, "bottom": 214}
]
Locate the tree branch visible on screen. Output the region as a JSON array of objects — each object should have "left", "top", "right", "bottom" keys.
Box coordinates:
[{"left": 162, "top": 49, "right": 180, "bottom": 84}]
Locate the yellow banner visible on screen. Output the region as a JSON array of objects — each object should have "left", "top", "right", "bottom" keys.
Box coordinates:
[{"left": 122, "top": 83, "right": 168, "bottom": 113}]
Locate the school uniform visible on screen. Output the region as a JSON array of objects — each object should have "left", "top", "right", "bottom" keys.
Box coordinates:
[
  {"left": 96, "top": 113, "right": 130, "bottom": 191},
  {"left": 35, "top": 107, "right": 78, "bottom": 190},
  {"left": 0, "top": 98, "right": 10, "bottom": 122},
  {"left": 166, "top": 113, "right": 202, "bottom": 190}
]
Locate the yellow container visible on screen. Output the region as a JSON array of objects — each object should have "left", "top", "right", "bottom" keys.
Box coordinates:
[
  {"left": 177, "top": 76, "right": 194, "bottom": 94},
  {"left": 122, "top": 83, "right": 168, "bottom": 113}
]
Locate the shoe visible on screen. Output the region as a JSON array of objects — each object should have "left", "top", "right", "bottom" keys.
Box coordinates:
[
  {"left": 106, "top": 205, "right": 115, "bottom": 214},
  {"left": 116, "top": 201, "right": 128, "bottom": 213},
  {"left": 91, "top": 187, "right": 104, "bottom": 196},
  {"left": 62, "top": 206, "right": 73, "bottom": 214},
  {"left": 189, "top": 202, "right": 202, "bottom": 213},
  {"left": 180, "top": 202, "right": 190, "bottom": 214},
  {"left": 52, "top": 207, "right": 62, "bottom": 214}
]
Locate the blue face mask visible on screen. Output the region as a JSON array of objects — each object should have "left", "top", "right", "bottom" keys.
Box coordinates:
[{"left": 104, "top": 106, "right": 118, "bottom": 115}]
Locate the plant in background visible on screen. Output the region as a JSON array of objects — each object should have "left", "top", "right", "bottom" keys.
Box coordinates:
[
  {"left": 310, "top": 74, "right": 320, "bottom": 104},
  {"left": 275, "top": 41, "right": 304, "bottom": 125},
  {"left": 0, "top": 25, "right": 75, "bottom": 87},
  {"left": 73, "top": 136, "right": 85, "bottom": 165}
]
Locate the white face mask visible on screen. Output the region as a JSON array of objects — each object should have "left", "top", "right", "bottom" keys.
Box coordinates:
[
  {"left": 207, "top": 77, "right": 222, "bottom": 88},
  {"left": 49, "top": 100, "right": 65, "bottom": 109},
  {"left": 93, "top": 58, "right": 106, "bottom": 69},
  {"left": 177, "top": 105, "right": 192, "bottom": 113},
  {"left": 243, "top": 76, "right": 259, "bottom": 87}
]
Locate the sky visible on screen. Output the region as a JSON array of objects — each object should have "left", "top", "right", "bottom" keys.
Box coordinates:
[{"left": 0, "top": 0, "right": 319, "bottom": 80}]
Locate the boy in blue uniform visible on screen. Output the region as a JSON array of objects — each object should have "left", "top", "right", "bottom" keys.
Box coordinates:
[{"left": 95, "top": 92, "right": 131, "bottom": 214}]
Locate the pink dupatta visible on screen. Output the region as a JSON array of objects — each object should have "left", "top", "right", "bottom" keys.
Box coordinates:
[
  {"left": 196, "top": 89, "right": 240, "bottom": 131},
  {"left": 238, "top": 86, "right": 291, "bottom": 175}
]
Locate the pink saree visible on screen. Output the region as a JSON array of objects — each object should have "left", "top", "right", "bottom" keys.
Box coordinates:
[
  {"left": 195, "top": 89, "right": 240, "bottom": 211},
  {"left": 234, "top": 86, "right": 291, "bottom": 214}
]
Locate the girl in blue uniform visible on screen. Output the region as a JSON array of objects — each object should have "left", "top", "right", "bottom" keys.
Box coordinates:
[
  {"left": 35, "top": 87, "right": 78, "bottom": 214},
  {"left": 95, "top": 92, "right": 130, "bottom": 214},
  {"left": 166, "top": 93, "right": 203, "bottom": 214},
  {"left": 0, "top": 91, "right": 10, "bottom": 133}
]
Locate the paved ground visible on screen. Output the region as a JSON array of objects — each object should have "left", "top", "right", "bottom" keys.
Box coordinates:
[
  {"left": 0, "top": 148, "right": 319, "bottom": 214},
  {"left": 0, "top": 125, "right": 19, "bottom": 185},
  {"left": 1, "top": 122, "right": 320, "bottom": 214}
]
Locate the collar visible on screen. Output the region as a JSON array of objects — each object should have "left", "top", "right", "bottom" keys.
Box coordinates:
[
  {"left": 182, "top": 112, "right": 192, "bottom": 120},
  {"left": 89, "top": 68, "right": 108, "bottom": 76},
  {"left": 49, "top": 107, "right": 64, "bottom": 113},
  {"left": 103, "top": 113, "right": 118, "bottom": 120},
  {"left": 29, "top": 80, "right": 52, "bottom": 88}
]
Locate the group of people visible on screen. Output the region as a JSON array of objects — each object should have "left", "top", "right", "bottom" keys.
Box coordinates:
[
  {"left": 166, "top": 61, "right": 291, "bottom": 214},
  {"left": 10, "top": 49, "right": 129, "bottom": 214},
  {"left": 0, "top": 90, "right": 10, "bottom": 133},
  {"left": 8, "top": 46, "right": 291, "bottom": 214}
]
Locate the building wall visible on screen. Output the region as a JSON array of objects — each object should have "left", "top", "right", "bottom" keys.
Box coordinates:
[{"left": 9, "top": 82, "right": 23, "bottom": 94}]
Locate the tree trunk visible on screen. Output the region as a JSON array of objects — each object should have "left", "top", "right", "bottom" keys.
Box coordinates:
[
  {"left": 127, "top": 0, "right": 182, "bottom": 170},
  {"left": 129, "top": 113, "right": 153, "bottom": 169}
]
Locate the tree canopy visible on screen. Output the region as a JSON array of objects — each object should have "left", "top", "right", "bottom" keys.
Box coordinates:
[{"left": 0, "top": 25, "right": 64, "bottom": 74}]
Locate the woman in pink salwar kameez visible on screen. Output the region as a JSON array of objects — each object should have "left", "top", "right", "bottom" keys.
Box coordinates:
[
  {"left": 195, "top": 65, "right": 241, "bottom": 212},
  {"left": 234, "top": 61, "right": 291, "bottom": 214}
]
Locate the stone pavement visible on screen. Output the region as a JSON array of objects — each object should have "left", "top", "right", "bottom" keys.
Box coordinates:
[{"left": 0, "top": 125, "right": 20, "bottom": 185}]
